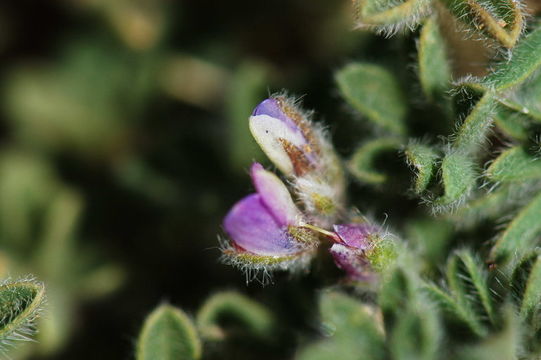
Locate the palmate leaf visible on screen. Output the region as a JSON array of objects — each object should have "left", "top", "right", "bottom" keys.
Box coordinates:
[
  {"left": 196, "top": 291, "right": 274, "bottom": 341},
  {"left": 136, "top": 304, "right": 201, "bottom": 360},
  {"left": 336, "top": 63, "right": 408, "bottom": 135},
  {"left": 352, "top": 0, "right": 433, "bottom": 34},
  {"left": 442, "top": 0, "right": 525, "bottom": 49}
]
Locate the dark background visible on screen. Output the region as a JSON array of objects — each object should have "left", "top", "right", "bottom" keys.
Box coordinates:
[{"left": 0, "top": 1, "right": 370, "bottom": 359}]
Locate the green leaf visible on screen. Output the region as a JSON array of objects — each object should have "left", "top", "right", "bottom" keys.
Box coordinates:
[
  {"left": 447, "top": 251, "right": 496, "bottom": 325},
  {"left": 499, "top": 69, "right": 541, "bottom": 122},
  {"left": 424, "top": 283, "right": 486, "bottom": 337},
  {"left": 196, "top": 291, "right": 274, "bottom": 341},
  {"left": 485, "top": 146, "right": 541, "bottom": 183},
  {"left": 388, "top": 306, "right": 440, "bottom": 360},
  {"left": 352, "top": 0, "right": 432, "bottom": 32},
  {"left": 319, "top": 290, "right": 383, "bottom": 338},
  {"left": 443, "top": 0, "right": 525, "bottom": 48},
  {"left": 452, "top": 93, "right": 497, "bottom": 155},
  {"left": 432, "top": 152, "right": 477, "bottom": 209},
  {"left": 490, "top": 191, "right": 541, "bottom": 263},
  {"left": 348, "top": 137, "right": 402, "bottom": 184},
  {"left": 0, "top": 279, "right": 45, "bottom": 351},
  {"left": 482, "top": 27, "right": 541, "bottom": 90},
  {"left": 518, "top": 254, "right": 541, "bottom": 320},
  {"left": 380, "top": 264, "right": 441, "bottom": 360},
  {"left": 493, "top": 106, "right": 532, "bottom": 141},
  {"left": 404, "top": 142, "right": 439, "bottom": 193},
  {"left": 457, "top": 307, "right": 519, "bottom": 360},
  {"left": 418, "top": 16, "right": 452, "bottom": 102},
  {"left": 424, "top": 250, "right": 496, "bottom": 337},
  {"left": 448, "top": 185, "right": 517, "bottom": 227},
  {"left": 226, "top": 62, "right": 268, "bottom": 172},
  {"left": 405, "top": 217, "right": 453, "bottom": 268},
  {"left": 336, "top": 63, "right": 407, "bottom": 135},
  {"left": 136, "top": 304, "right": 201, "bottom": 360},
  {"left": 509, "top": 251, "right": 538, "bottom": 307},
  {"left": 296, "top": 291, "right": 385, "bottom": 360}
]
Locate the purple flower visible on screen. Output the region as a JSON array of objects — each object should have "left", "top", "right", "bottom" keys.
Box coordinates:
[
  {"left": 327, "top": 223, "right": 395, "bottom": 282},
  {"left": 249, "top": 97, "right": 319, "bottom": 177},
  {"left": 223, "top": 163, "right": 317, "bottom": 263},
  {"left": 249, "top": 96, "right": 346, "bottom": 228}
]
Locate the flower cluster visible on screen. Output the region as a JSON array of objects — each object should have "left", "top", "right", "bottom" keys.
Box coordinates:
[{"left": 222, "top": 95, "right": 397, "bottom": 283}]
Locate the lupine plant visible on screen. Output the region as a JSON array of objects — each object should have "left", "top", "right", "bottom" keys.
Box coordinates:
[
  {"left": 132, "top": 0, "right": 541, "bottom": 359},
  {"left": 3, "top": 0, "right": 541, "bottom": 359}
]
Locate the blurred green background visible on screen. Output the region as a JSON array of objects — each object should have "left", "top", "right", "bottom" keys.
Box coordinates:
[{"left": 0, "top": 0, "right": 369, "bottom": 359}]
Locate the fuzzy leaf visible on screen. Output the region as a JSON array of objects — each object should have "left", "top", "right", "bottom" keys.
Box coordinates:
[
  {"left": 404, "top": 143, "right": 439, "bottom": 193},
  {"left": 418, "top": 16, "right": 452, "bottom": 102},
  {"left": 447, "top": 250, "right": 495, "bottom": 325},
  {"left": 380, "top": 264, "right": 441, "bottom": 360},
  {"left": 136, "top": 304, "right": 201, "bottom": 360},
  {"left": 348, "top": 137, "right": 403, "bottom": 184},
  {"left": 443, "top": 0, "right": 524, "bottom": 49},
  {"left": 433, "top": 152, "right": 476, "bottom": 208},
  {"left": 490, "top": 191, "right": 541, "bottom": 263},
  {"left": 319, "top": 291, "right": 383, "bottom": 337},
  {"left": 499, "top": 69, "right": 541, "bottom": 122},
  {"left": 336, "top": 63, "right": 407, "bottom": 135},
  {"left": 448, "top": 185, "right": 516, "bottom": 227},
  {"left": 0, "top": 279, "right": 45, "bottom": 352},
  {"left": 348, "top": 137, "right": 402, "bottom": 184},
  {"left": 424, "top": 283, "right": 486, "bottom": 337},
  {"left": 296, "top": 291, "right": 385, "bottom": 360},
  {"left": 485, "top": 146, "right": 541, "bottom": 183},
  {"left": 457, "top": 307, "right": 518, "bottom": 360},
  {"left": 493, "top": 106, "right": 532, "bottom": 141},
  {"left": 196, "top": 291, "right": 274, "bottom": 341},
  {"left": 518, "top": 254, "right": 541, "bottom": 321},
  {"left": 482, "top": 27, "right": 541, "bottom": 90},
  {"left": 352, "top": 0, "right": 432, "bottom": 32},
  {"left": 388, "top": 306, "right": 440, "bottom": 360},
  {"left": 453, "top": 93, "right": 496, "bottom": 155},
  {"left": 405, "top": 218, "right": 453, "bottom": 267}
]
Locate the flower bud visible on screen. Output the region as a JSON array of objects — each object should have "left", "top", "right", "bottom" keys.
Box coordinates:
[
  {"left": 249, "top": 97, "right": 319, "bottom": 177},
  {"left": 328, "top": 223, "right": 397, "bottom": 282},
  {"left": 222, "top": 163, "right": 318, "bottom": 273},
  {"left": 249, "top": 95, "right": 346, "bottom": 227}
]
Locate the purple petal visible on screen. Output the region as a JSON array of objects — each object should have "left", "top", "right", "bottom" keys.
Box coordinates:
[
  {"left": 333, "top": 224, "right": 378, "bottom": 250},
  {"left": 252, "top": 99, "right": 288, "bottom": 121},
  {"left": 250, "top": 163, "right": 301, "bottom": 226},
  {"left": 249, "top": 98, "right": 315, "bottom": 175},
  {"left": 223, "top": 194, "right": 298, "bottom": 256},
  {"left": 329, "top": 244, "right": 372, "bottom": 282}
]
